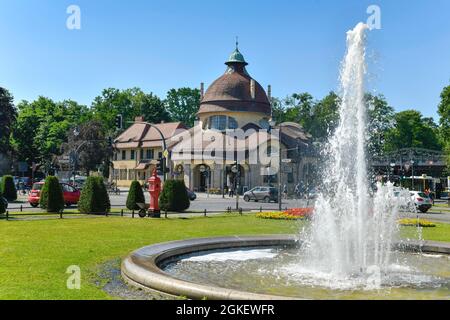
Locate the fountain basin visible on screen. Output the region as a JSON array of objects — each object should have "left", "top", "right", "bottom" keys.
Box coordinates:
[{"left": 121, "top": 235, "right": 450, "bottom": 300}]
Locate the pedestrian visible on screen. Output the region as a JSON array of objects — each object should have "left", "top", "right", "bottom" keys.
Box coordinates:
[
  {"left": 283, "top": 184, "right": 288, "bottom": 200},
  {"left": 229, "top": 184, "right": 235, "bottom": 198}
]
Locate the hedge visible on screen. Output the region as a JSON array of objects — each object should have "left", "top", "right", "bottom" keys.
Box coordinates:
[
  {"left": 78, "top": 176, "right": 111, "bottom": 214},
  {"left": 0, "top": 175, "right": 17, "bottom": 202},
  {"left": 0, "top": 194, "right": 6, "bottom": 214},
  {"left": 159, "top": 179, "right": 190, "bottom": 212},
  {"left": 39, "top": 176, "right": 65, "bottom": 213},
  {"left": 126, "top": 181, "right": 146, "bottom": 211}
]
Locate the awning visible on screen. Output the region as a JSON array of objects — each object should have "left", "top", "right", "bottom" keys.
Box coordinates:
[{"left": 135, "top": 163, "right": 150, "bottom": 170}]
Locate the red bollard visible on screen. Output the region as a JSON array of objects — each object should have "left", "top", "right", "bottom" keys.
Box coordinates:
[{"left": 147, "top": 169, "right": 162, "bottom": 218}]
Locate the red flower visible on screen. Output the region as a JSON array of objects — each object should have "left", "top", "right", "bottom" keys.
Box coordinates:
[{"left": 283, "top": 208, "right": 314, "bottom": 218}]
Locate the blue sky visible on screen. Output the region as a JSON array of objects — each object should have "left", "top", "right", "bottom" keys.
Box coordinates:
[{"left": 0, "top": 0, "right": 449, "bottom": 120}]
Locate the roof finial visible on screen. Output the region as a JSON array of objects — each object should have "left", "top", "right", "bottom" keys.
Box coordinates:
[{"left": 235, "top": 36, "right": 239, "bottom": 50}]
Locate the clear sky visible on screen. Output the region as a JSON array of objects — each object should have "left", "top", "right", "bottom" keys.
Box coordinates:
[{"left": 0, "top": 0, "right": 449, "bottom": 120}]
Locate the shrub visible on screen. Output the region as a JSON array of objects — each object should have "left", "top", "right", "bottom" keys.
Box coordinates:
[
  {"left": 0, "top": 193, "right": 6, "bottom": 214},
  {"left": 39, "top": 176, "right": 65, "bottom": 213},
  {"left": 159, "top": 179, "right": 190, "bottom": 212},
  {"left": 78, "top": 176, "right": 111, "bottom": 214},
  {"left": 127, "top": 181, "right": 146, "bottom": 211},
  {"left": 0, "top": 175, "right": 17, "bottom": 202}
]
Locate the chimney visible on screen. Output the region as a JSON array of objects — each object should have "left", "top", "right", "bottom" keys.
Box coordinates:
[
  {"left": 200, "top": 82, "right": 205, "bottom": 100},
  {"left": 250, "top": 79, "right": 256, "bottom": 100},
  {"left": 135, "top": 116, "right": 144, "bottom": 123},
  {"left": 267, "top": 85, "right": 272, "bottom": 101}
]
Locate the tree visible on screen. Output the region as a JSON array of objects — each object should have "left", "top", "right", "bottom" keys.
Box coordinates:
[
  {"left": 274, "top": 92, "right": 340, "bottom": 142},
  {"left": 126, "top": 181, "right": 145, "bottom": 210},
  {"left": 63, "top": 120, "right": 112, "bottom": 176},
  {"left": 91, "top": 88, "right": 170, "bottom": 133},
  {"left": 366, "top": 94, "right": 395, "bottom": 157},
  {"left": 385, "top": 110, "right": 442, "bottom": 152},
  {"left": 39, "top": 176, "right": 64, "bottom": 212},
  {"left": 0, "top": 175, "right": 17, "bottom": 202},
  {"left": 159, "top": 180, "right": 190, "bottom": 212},
  {"left": 11, "top": 97, "right": 90, "bottom": 167},
  {"left": 310, "top": 92, "right": 340, "bottom": 141},
  {"left": 438, "top": 84, "right": 450, "bottom": 168},
  {"left": 78, "top": 176, "right": 111, "bottom": 214},
  {"left": 165, "top": 88, "right": 201, "bottom": 127},
  {"left": 0, "top": 88, "right": 16, "bottom": 154}
]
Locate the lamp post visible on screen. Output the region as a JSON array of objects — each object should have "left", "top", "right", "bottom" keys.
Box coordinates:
[
  {"left": 131, "top": 121, "right": 168, "bottom": 182},
  {"left": 389, "top": 162, "right": 396, "bottom": 183},
  {"left": 411, "top": 160, "right": 415, "bottom": 190},
  {"left": 231, "top": 162, "right": 240, "bottom": 211}
]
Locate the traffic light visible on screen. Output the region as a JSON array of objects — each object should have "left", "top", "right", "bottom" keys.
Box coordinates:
[
  {"left": 157, "top": 158, "right": 164, "bottom": 175},
  {"left": 115, "top": 114, "right": 123, "bottom": 129}
]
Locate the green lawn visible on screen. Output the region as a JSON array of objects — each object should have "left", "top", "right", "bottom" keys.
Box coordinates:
[
  {"left": 0, "top": 215, "right": 448, "bottom": 300},
  {"left": 0, "top": 215, "right": 298, "bottom": 300}
]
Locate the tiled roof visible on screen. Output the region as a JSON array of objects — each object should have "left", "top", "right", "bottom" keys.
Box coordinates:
[{"left": 114, "top": 121, "right": 187, "bottom": 149}]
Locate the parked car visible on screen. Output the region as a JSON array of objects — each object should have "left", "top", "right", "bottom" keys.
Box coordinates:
[
  {"left": 28, "top": 182, "right": 81, "bottom": 208},
  {"left": 440, "top": 190, "right": 450, "bottom": 201},
  {"left": 243, "top": 187, "right": 278, "bottom": 203},
  {"left": 410, "top": 191, "right": 433, "bottom": 213},
  {"left": 186, "top": 188, "right": 197, "bottom": 201}
]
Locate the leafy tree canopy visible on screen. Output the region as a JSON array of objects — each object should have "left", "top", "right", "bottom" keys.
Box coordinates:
[
  {"left": 384, "top": 110, "right": 442, "bottom": 152},
  {"left": 165, "top": 88, "right": 201, "bottom": 127},
  {"left": 0, "top": 88, "right": 17, "bottom": 154},
  {"left": 91, "top": 87, "right": 170, "bottom": 133}
]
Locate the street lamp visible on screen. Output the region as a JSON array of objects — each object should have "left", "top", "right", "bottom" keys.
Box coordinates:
[
  {"left": 411, "top": 160, "right": 415, "bottom": 190},
  {"left": 389, "top": 162, "right": 396, "bottom": 183},
  {"left": 231, "top": 162, "right": 240, "bottom": 210}
]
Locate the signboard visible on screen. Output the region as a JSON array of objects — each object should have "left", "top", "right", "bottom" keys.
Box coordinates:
[{"left": 282, "top": 159, "right": 292, "bottom": 163}]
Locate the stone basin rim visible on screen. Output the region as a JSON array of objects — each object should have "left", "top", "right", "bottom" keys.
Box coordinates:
[{"left": 121, "top": 235, "right": 450, "bottom": 300}]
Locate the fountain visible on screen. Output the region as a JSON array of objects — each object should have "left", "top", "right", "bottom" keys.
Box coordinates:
[
  {"left": 121, "top": 23, "right": 450, "bottom": 300},
  {"left": 297, "top": 22, "right": 403, "bottom": 290}
]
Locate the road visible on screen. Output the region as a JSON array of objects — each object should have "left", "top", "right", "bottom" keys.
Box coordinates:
[{"left": 7, "top": 191, "right": 450, "bottom": 223}]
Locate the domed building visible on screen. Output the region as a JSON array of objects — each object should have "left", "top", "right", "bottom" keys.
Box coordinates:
[{"left": 170, "top": 46, "right": 315, "bottom": 195}]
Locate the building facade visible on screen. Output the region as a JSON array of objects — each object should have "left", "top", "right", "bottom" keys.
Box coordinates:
[
  {"left": 170, "top": 46, "right": 315, "bottom": 194},
  {"left": 111, "top": 47, "right": 316, "bottom": 192},
  {"left": 112, "top": 118, "right": 186, "bottom": 187}
]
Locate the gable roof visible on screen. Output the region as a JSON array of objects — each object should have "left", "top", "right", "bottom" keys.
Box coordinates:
[{"left": 114, "top": 121, "right": 187, "bottom": 149}]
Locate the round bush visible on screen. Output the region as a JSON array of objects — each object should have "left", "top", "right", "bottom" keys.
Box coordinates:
[
  {"left": 1, "top": 175, "right": 17, "bottom": 202},
  {"left": 159, "top": 179, "right": 190, "bottom": 212},
  {"left": 39, "top": 176, "right": 64, "bottom": 213},
  {"left": 78, "top": 176, "right": 111, "bottom": 214},
  {"left": 127, "top": 181, "right": 146, "bottom": 211}
]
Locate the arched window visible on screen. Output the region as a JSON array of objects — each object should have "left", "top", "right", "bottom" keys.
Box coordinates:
[{"left": 228, "top": 117, "right": 238, "bottom": 129}]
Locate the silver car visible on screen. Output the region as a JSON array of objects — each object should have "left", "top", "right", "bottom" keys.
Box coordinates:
[
  {"left": 243, "top": 187, "right": 278, "bottom": 203},
  {"left": 410, "top": 191, "right": 433, "bottom": 213}
]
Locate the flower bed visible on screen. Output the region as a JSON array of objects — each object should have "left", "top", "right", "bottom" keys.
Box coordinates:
[
  {"left": 256, "top": 208, "right": 314, "bottom": 220},
  {"left": 398, "top": 219, "right": 436, "bottom": 228}
]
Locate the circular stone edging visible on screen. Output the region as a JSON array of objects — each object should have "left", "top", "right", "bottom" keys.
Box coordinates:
[{"left": 121, "top": 235, "right": 450, "bottom": 300}]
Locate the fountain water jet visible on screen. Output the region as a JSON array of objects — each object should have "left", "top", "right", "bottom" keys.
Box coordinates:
[{"left": 299, "top": 22, "right": 407, "bottom": 289}]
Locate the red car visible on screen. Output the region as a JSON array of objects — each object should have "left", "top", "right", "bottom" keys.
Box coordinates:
[{"left": 28, "top": 182, "right": 81, "bottom": 208}]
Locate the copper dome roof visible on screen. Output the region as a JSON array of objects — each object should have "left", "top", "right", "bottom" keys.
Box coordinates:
[{"left": 198, "top": 48, "right": 271, "bottom": 116}]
